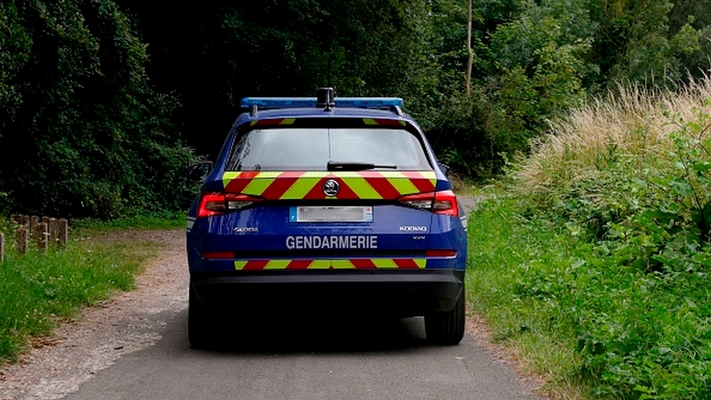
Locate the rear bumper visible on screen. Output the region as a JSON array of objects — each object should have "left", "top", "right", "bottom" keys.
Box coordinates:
[{"left": 191, "top": 270, "right": 464, "bottom": 317}]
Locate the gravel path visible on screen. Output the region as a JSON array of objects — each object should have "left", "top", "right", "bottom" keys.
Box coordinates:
[{"left": 459, "top": 196, "right": 480, "bottom": 214}]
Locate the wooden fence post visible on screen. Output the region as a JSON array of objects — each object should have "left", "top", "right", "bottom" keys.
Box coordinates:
[
  {"left": 31, "top": 217, "right": 42, "bottom": 249},
  {"left": 38, "top": 222, "right": 48, "bottom": 252},
  {"left": 58, "top": 219, "right": 68, "bottom": 249},
  {"left": 49, "top": 218, "right": 58, "bottom": 246},
  {"left": 0, "top": 232, "right": 4, "bottom": 263},
  {"left": 7, "top": 216, "right": 66, "bottom": 254},
  {"left": 16, "top": 227, "right": 28, "bottom": 255}
]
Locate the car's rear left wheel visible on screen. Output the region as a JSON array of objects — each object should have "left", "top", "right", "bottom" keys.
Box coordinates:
[
  {"left": 425, "top": 289, "right": 465, "bottom": 345},
  {"left": 188, "top": 281, "right": 211, "bottom": 349}
]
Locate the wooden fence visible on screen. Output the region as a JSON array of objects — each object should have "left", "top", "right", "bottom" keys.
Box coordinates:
[{"left": 0, "top": 215, "right": 68, "bottom": 262}]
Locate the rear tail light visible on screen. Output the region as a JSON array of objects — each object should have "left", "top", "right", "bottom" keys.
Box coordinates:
[
  {"left": 198, "top": 192, "right": 262, "bottom": 218},
  {"left": 202, "top": 251, "right": 234, "bottom": 259},
  {"left": 426, "top": 250, "right": 457, "bottom": 257},
  {"left": 398, "top": 190, "right": 459, "bottom": 216}
]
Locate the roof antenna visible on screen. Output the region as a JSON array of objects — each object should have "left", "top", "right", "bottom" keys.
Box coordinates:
[
  {"left": 327, "top": 42, "right": 332, "bottom": 89},
  {"left": 316, "top": 87, "right": 335, "bottom": 111},
  {"left": 321, "top": 38, "right": 335, "bottom": 112}
]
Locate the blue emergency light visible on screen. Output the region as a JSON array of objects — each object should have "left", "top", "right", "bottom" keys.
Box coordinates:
[
  {"left": 337, "top": 97, "right": 404, "bottom": 108},
  {"left": 241, "top": 97, "right": 404, "bottom": 109}
]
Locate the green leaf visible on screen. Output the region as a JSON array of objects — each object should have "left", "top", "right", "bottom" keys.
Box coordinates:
[{"left": 692, "top": 161, "right": 711, "bottom": 172}]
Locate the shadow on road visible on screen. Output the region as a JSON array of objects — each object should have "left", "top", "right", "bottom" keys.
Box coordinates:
[{"left": 179, "top": 310, "right": 433, "bottom": 355}]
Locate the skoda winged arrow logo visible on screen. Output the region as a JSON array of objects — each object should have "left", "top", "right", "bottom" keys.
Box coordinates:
[{"left": 322, "top": 179, "right": 340, "bottom": 197}]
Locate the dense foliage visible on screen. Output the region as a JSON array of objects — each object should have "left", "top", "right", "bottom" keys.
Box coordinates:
[
  {"left": 113, "top": 0, "right": 439, "bottom": 156},
  {"left": 467, "top": 79, "right": 711, "bottom": 398},
  {"left": 2, "top": 0, "right": 711, "bottom": 213},
  {"left": 0, "top": 0, "right": 196, "bottom": 218},
  {"left": 115, "top": 0, "right": 711, "bottom": 179}
]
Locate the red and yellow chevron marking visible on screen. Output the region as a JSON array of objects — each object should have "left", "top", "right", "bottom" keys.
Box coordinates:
[
  {"left": 362, "top": 118, "right": 407, "bottom": 126},
  {"left": 234, "top": 258, "right": 427, "bottom": 271},
  {"left": 250, "top": 118, "right": 296, "bottom": 126},
  {"left": 222, "top": 171, "right": 437, "bottom": 200}
]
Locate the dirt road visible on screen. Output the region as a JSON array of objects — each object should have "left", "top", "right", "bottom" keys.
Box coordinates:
[{"left": 0, "top": 226, "right": 542, "bottom": 400}]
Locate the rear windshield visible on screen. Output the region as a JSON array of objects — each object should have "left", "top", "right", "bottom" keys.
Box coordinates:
[{"left": 226, "top": 128, "right": 431, "bottom": 171}]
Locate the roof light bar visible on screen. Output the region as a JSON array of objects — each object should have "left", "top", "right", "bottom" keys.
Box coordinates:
[
  {"left": 241, "top": 98, "right": 318, "bottom": 109},
  {"left": 338, "top": 97, "right": 404, "bottom": 108},
  {"left": 240, "top": 97, "right": 404, "bottom": 109}
]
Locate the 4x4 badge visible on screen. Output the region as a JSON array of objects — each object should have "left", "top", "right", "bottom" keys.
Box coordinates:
[{"left": 323, "top": 179, "right": 340, "bottom": 197}]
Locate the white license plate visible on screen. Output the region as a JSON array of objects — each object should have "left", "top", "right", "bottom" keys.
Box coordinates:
[{"left": 289, "top": 206, "right": 373, "bottom": 222}]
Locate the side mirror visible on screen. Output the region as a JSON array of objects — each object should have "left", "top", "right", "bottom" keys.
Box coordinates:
[
  {"left": 187, "top": 161, "right": 214, "bottom": 183},
  {"left": 438, "top": 163, "right": 450, "bottom": 176}
]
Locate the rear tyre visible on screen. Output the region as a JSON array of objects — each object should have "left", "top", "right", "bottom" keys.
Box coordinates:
[
  {"left": 188, "top": 282, "right": 211, "bottom": 349},
  {"left": 425, "top": 290, "right": 465, "bottom": 345}
]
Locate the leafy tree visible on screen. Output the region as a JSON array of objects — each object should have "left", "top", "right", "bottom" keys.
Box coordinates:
[
  {"left": 427, "top": 0, "right": 593, "bottom": 178},
  {"left": 668, "top": 0, "right": 711, "bottom": 80},
  {"left": 588, "top": 0, "right": 705, "bottom": 86},
  {"left": 0, "top": 0, "right": 195, "bottom": 218},
  {"left": 115, "top": 0, "right": 438, "bottom": 155},
  {"left": 0, "top": 1, "right": 31, "bottom": 135}
]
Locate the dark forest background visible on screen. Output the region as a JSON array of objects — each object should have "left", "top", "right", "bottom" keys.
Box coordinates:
[{"left": 2, "top": 0, "right": 710, "bottom": 218}]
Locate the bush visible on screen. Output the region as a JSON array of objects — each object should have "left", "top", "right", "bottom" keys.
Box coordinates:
[{"left": 472, "top": 76, "right": 711, "bottom": 398}]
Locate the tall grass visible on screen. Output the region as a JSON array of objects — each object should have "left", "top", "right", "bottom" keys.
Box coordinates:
[
  {"left": 468, "top": 75, "right": 711, "bottom": 399},
  {"left": 513, "top": 77, "right": 711, "bottom": 198}
]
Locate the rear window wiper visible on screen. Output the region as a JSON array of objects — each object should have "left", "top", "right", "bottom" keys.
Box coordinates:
[{"left": 327, "top": 161, "right": 397, "bottom": 171}]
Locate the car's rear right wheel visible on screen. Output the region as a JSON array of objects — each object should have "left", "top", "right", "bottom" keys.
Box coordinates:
[{"left": 425, "top": 290, "right": 465, "bottom": 345}]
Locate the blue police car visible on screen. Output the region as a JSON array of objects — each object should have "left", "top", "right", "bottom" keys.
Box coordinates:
[{"left": 186, "top": 88, "right": 468, "bottom": 347}]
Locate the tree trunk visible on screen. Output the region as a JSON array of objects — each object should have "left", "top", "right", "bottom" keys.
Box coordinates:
[{"left": 466, "top": 0, "right": 473, "bottom": 95}]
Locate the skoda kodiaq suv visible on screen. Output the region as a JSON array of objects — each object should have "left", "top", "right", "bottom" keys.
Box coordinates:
[{"left": 186, "top": 88, "right": 468, "bottom": 347}]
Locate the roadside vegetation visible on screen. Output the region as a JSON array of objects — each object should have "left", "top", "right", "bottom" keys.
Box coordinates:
[
  {"left": 467, "top": 77, "right": 711, "bottom": 399},
  {"left": 0, "top": 216, "right": 175, "bottom": 365},
  {"left": 71, "top": 212, "right": 186, "bottom": 231}
]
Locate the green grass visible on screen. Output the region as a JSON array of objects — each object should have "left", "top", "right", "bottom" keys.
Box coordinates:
[
  {"left": 71, "top": 210, "right": 186, "bottom": 231},
  {"left": 468, "top": 181, "right": 711, "bottom": 399},
  {"left": 0, "top": 217, "right": 168, "bottom": 365},
  {"left": 466, "top": 190, "right": 595, "bottom": 398}
]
